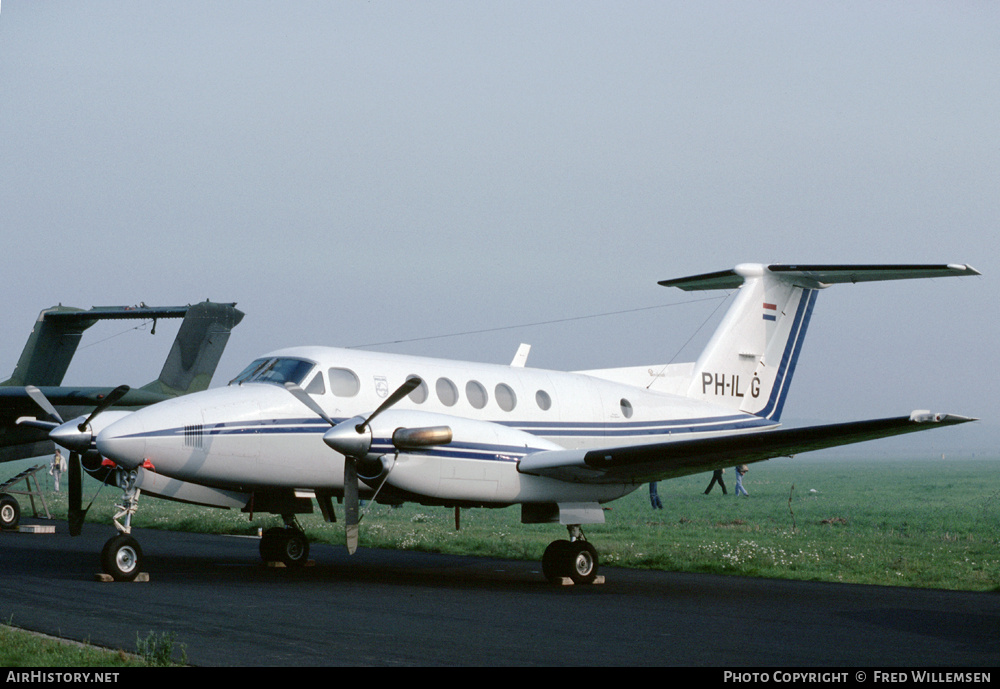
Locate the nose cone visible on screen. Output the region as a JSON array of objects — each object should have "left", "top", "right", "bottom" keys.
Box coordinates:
[
  {"left": 49, "top": 420, "right": 94, "bottom": 454},
  {"left": 96, "top": 413, "right": 147, "bottom": 470}
]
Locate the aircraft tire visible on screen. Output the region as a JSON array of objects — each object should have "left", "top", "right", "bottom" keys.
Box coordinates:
[
  {"left": 277, "top": 529, "right": 310, "bottom": 567},
  {"left": 0, "top": 494, "right": 20, "bottom": 531},
  {"left": 101, "top": 534, "right": 143, "bottom": 582},
  {"left": 542, "top": 539, "right": 600, "bottom": 585},
  {"left": 259, "top": 527, "right": 286, "bottom": 563},
  {"left": 541, "top": 540, "right": 573, "bottom": 583}
]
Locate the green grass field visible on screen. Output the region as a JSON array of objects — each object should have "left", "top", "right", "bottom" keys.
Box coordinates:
[{"left": 6, "top": 455, "right": 999, "bottom": 592}]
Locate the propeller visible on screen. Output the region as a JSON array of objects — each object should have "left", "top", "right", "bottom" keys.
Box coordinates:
[
  {"left": 355, "top": 377, "right": 423, "bottom": 433},
  {"left": 78, "top": 384, "right": 131, "bottom": 433},
  {"left": 284, "top": 376, "right": 425, "bottom": 554},
  {"left": 25, "top": 386, "right": 63, "bottom": 426},
  {"left": 20, "top": 384, "right": 130, "bottom": 536}
]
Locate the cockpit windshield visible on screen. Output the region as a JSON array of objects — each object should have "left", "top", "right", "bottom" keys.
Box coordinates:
[{"left": 229, "top": 357, "right": 316, "bottom": 387}]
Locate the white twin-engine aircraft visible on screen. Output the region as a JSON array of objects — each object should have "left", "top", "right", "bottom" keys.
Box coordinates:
[{"left": 42, "top": 263, "right": 980, "bottom": 583}]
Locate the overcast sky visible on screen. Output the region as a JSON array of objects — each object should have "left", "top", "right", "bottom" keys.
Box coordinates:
[{"left": 1, "top": 2, "right": 996, "bottom": 454}]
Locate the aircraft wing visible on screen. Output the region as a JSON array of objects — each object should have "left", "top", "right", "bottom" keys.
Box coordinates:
[{"left": 516, "top": 412, "right": 975, "bottom": 485}]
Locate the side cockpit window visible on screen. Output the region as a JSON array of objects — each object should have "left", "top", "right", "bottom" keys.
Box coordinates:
[
  {"left": 230, "top": 358, "right": 272, "bottom": 385},
  {"left": 229, "top": 357, "right": 316, "bottom": 387}
]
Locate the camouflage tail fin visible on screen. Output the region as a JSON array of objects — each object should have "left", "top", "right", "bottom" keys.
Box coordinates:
[
  {"left": 2, "top": 306, "right": 96, "bottom": 388},
  {"left": 140, "top": 301, "right": 245, "bottom": 397}
]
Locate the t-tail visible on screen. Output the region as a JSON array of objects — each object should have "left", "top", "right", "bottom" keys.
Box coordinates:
[{"left": 660, "top": 263, "right": 980, "bottom": 421}]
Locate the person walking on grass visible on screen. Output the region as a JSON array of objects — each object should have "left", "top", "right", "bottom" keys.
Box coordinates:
[
  {"left": 734, "top": 464, "right": 749, "bottom": 497},
  {"left": 704, "top": 468, "right": 727, "bottom": 495},
  {"left": 649, "top": 482, "right": 663, "bottom": 509}
]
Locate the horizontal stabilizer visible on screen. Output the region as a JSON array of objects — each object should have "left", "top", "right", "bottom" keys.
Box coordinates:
[
  {"left": 3, "top": 302, "right": 243, "bottom": 389},
  {"left": 517, "top": 413, "right": 975, "bottom": 484},
  {"left": 660, "top": 263, "right": 980, "bottom": 291}
]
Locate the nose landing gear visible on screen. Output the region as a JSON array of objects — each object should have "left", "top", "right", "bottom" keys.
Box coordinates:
[
  {"left": 101, "top": 533, "right": 143, "bottom": 582},
  {"left": 99, "top": 469, "right": 145, "bottom": 582}
]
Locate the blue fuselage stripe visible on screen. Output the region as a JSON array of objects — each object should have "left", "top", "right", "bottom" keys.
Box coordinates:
[
  {"left": 112, "top": 413, "right": 779, "bottom": 462},
  {"left": 757, "top": 288, "right": 816, "bottom": 421}
]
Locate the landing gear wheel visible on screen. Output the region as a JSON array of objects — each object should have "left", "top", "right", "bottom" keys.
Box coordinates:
[
  {"left": 542, "top": 539, "right": 600, "bottom": 585},
  {"left": 259, "top": 527, "right": 285, "bottom": 562},
  {"left": 0, "top": 494, "right": 19, "bottom": 531},
  {"left": 101, "top": 534, "right": 143, "bottom": 582},
  {"left": 260, "top": 527, "right": 309, "bottom": 567},
  {"left": 566, "top": 540, "right": 599, "bottom": 585},
  {"left": 277, "top": 529, "right": 310, "bottom": 567}
]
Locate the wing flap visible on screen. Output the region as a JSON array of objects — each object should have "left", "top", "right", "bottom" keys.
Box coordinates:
[{"left": 516, "top": 412, "right": 975, "bottom": 484}]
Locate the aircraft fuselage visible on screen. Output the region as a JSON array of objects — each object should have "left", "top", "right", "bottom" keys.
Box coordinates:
[{"left": 96, "top": 345, "right": 774, "bottom": 507}]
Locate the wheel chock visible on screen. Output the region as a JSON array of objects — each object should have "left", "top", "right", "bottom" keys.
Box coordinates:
[
  {"left": 93, "top": 572, "right": 150, "bottom": 582},
  {"left": 552, "top": 575, "right": 606, "bottom": 586},
  {"left": 262, "top": 559, "right": 316, "bottom": 568}
]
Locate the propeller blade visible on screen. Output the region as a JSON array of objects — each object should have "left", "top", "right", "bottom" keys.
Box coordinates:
[
  {"left": 344, "top": 458, "right": 359, "bottom": 555},
  {"left": 16, "top": 418, "right": 60, "bottom": 431},
  {"left": 78, "top": 385, "right": 130, "bottom": 432},
  {"left": 25, "top": 386, "right": 63, "bottom": 424},
  {"left": 356, "top": 376, "right": 422, "bottom": 433},
  {"left": 68, "top": 452, "right": 83, "bottom": 537},
  {"left": 283, "top": 382, "right": 335, "bottom": 426}
]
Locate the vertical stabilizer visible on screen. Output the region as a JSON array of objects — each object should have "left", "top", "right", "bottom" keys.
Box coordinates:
[
  {"left": 141, "top": 301, "right": 245, "bottom": 397},
  {"left": 659, "top": 263, "right": 979, "bottom": 421},
  {"left": 3, "top": 306, "right": 97, "bottom": 387},
  {"left": 663, "top": 264, "right": 815, "bottom": 420}
]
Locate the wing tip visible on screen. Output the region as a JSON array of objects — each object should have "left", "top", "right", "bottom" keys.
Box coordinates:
[{"left": 908, "top": 410, "right": 977, "bottom": 424}]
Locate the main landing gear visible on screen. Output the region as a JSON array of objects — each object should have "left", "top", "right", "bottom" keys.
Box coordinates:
[
  {"left": 541, "top": 525, "right": 601, "bottom": 585},
  {"left": 259, "top": 517, "right": 311, "bottom": 568}
]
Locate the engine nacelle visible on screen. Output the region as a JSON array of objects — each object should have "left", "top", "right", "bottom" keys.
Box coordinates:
[{"left": 363, "top": 409, "right": 566, "bottom": 504}]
